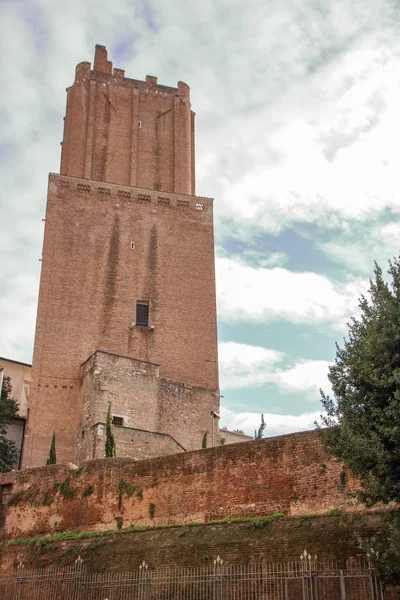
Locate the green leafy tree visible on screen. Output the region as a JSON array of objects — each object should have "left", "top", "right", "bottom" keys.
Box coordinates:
[
  {"left": 254, "top": 413, "right": 266, "bottom": 439},
  {"left": 105, "top": 402, "right": 117, "bottom": 458},
  {"left": 0, "top": 375, "right": 19, "bottom": 472},
  {"left": 319, "top": 258, "right": 400, "bottom": 581},
  {"left": 46, "top": 432, "right": 56, "bottom": 465},
  {"left": 233, "top": 429, "right": 244, "bottom": 434}
]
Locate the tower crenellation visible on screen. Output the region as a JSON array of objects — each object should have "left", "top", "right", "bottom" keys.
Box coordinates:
[{"left": 62, "top": 45, "right": 195, "bottom": 195}]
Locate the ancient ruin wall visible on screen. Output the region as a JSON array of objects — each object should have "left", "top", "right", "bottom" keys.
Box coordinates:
[{"left": 1, "top": 431, "right": 359, "bottom": 540}]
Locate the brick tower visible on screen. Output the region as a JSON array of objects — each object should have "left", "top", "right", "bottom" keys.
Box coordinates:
[{"left": 23, "top": 46, "right": 219, "bottom": 468}]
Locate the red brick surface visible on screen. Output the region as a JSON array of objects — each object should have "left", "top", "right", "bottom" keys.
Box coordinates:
[
  {"left": 60, "top": 46, "right": 195, "bottom": 195},
  {"left": 23, "top": 45, "right": 219, "bottom": 468},
  {"left": 0, "top": 515, "right": 382, "bottom": 572},
  {"left": 77, "top": 350, "right": 217, "bottom": 461},
  {"left": 2, "top": 431, "right": 361, "bottom": 540}
]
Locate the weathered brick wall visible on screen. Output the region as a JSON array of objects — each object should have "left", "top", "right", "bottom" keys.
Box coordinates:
[
  {"left": 1, "top": 431, "right": 360, "bottom": 540},
  {"left": 24, "top": 171, "right": 219, "bottom": 467},
  {"left": 77, "top": 350, "right": 217, "bottom": 460},
  {"left": 24, "top": 45, "right": 219, "bottom": 468},
  {"left": 110, "top": 427, "right": 184, "bottom": 460},
  {"left": 61, "top": 45, "right": 195, "bottom": 195},
  {"left": 0, "top": 516, "right": 382, "bottom": 572},
  {"left": 219, "top": 428, "right": 253, "bottom": 445}
]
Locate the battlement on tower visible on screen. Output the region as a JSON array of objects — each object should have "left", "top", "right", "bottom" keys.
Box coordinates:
[
  {"left": 73, "top": 45, "right": 191, "bottom": 101},
  {"left": 61, "top": 45, "right": 195, "bottom": 195}
]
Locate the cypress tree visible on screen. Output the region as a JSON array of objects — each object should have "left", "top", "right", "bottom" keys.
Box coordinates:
[
  {"left": 105, "top": 402, "right": 117, "bottom": 457},
  {"left": 46, "top": 432, "right": 56, "bottom": 465}
]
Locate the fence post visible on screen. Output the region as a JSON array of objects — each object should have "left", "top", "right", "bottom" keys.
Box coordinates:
[
  {"left": 139, "top": 560, "right": 149, "bottom": 600},
  {"left": 213, "top": 555, "right": 223, "bottom": 600},
  {"left": 14, "top": 561, "right": 25, "bottom": 600},
  {"left": 339, "top": 569, "right": 346, "bottom": 600},
  {"left": 70, "top": 555, "right": 84, "bottom": 599},
  {"left": 300, "top": 550, "right": 314, "bottom": 600}
]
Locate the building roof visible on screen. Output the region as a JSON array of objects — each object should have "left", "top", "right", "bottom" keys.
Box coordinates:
[{"left": 0, "top": 356, "right": 32, "bottom": 368}]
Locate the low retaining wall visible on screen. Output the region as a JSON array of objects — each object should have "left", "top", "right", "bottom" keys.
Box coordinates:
[{"left": 0, "top": 430, "right": 360, "bottom": 540}]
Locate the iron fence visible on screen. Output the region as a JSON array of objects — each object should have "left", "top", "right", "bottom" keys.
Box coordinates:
[{"left": 0, "top": 550, "right": 396, "bottom": 600}]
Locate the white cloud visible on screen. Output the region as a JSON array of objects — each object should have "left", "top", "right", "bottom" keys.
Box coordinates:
[
  {"left": 220, "top": 406, "right": 323, "bottom": 437},
  {"left": 216, "top": 256, "right": 366, "bottom": 329},
  {"left": 219, "top": 341, "right": 332, "bottom": 399},
  {"left": 273, "top": 359, "right": 332, "bottom": 396},
  {"left": 219, "top": 342, "right": 284, "bottom": 390},
  {"left": 319, "top": 221, "right": 400, "bottom": 274}
]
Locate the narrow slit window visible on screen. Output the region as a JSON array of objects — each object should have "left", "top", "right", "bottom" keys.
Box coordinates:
[
  {"left": 136, "top": 302, "right": 149, "bottom": 326},
  {"left": 112, "top": 416, "right": 124, "bottom": 427}
]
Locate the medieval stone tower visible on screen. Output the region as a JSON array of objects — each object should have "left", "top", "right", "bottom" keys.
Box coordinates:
[{"left": 23, "top": 46, "right": 219, "bottom": 468}]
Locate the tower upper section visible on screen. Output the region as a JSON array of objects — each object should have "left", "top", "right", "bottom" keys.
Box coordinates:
[{"left": 60, "top": 45, "right": 195, "bottom": 195}]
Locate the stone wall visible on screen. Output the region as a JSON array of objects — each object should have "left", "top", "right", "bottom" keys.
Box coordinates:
[
  {"left": 0, "top": 430, "right": 361, "bottom": 540},
  {"left": 85, "top": 424, "right": 184, "bottom": 462},
  {"left": 77, "top": 350, "right": 218, "bottom": 460}
]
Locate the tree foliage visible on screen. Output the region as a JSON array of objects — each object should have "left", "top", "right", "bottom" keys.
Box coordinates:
[
  {"left": 105, "top": 402, "right": 117, "bottom": 458},
  {"left": 319, "top": 258, "right": 400, "bottom": 580},
  {"left": 0, "top": 375, "right": 19, "bottom": 472},
  {"left": 254, "top": 413, "right": 266, "bottom": 439},
  {"left": 46, "top": 432, "right": 56, "bottom": 465}
]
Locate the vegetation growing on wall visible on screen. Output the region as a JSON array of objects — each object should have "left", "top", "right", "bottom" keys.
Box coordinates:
[
  {"left": 118, "top": 479, "right": 135, "bottom": 510},
  {"left": 59, "top": 477, "right": 74, "bottom": 499}
]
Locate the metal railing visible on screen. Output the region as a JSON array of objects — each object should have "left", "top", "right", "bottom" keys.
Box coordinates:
[{"left": 0, "top": 550, "right": 395, "bottom": 600}]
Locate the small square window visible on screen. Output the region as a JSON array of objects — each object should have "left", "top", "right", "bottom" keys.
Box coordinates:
[
  {"left": 136, "top": 302, "right": 149, "bottom": 326},
  {"left": 112, "top": 416, "right": 124, "bottom": 427}
]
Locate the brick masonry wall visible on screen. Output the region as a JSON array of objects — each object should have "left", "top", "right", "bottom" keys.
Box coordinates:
[
  {"left": 24, "top": 173, "right": 219, "bottom": 468},
  {"left": 78, "top": 350, "right": 218, "bottom": 459},
  {"left": 0, "top": 515, "right": 383, "bottom": 572},
  {"left": 1, "top": 431, "right": 361, "bottom": 540},
  {"left": 60, "top": 46, "right": 195, "bottom": 195}
]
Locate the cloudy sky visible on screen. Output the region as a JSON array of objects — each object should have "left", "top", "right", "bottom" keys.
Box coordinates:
[{"left": 1, "top": 0, "right": 400, "bottom": 437}]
